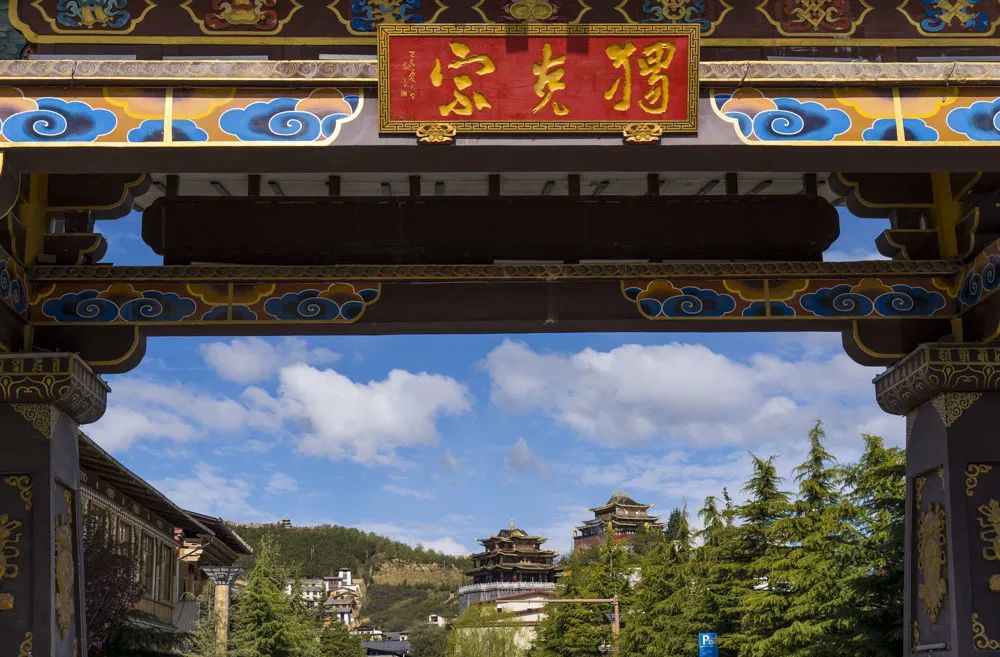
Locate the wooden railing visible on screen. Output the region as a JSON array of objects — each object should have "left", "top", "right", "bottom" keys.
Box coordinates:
[{"left": 134, "top": 597, "right": 174, "bottom": 625}]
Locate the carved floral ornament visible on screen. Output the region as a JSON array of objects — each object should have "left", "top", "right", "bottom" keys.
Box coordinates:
[
  {"left": 18, "top": 632, "right": 31, "bottom": 657},
  {"left": 979, "top": 498, "right": 1000, "bottom": 592},
  {"left": 917, "top": 503, "right": 948, "bottom": 624}
]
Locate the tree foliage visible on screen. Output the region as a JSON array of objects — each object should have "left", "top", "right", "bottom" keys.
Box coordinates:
[
  {"left": 319, "top": 621, "right": 365, "bottom": 657},
  {"left": 408, "top": 624, "right": 449, "bottom": 657},
  {"left": 531, "top": 425, "right": 905, "bottom": 657},
  {"left": 447, "top": 603, "right": 526, "bottom": 657},
  {"left": 232, "top": 523, "right": 470, "bottom": 578},
  {"left": 83, "top": 514, "right": 146, "bottom": 655}
]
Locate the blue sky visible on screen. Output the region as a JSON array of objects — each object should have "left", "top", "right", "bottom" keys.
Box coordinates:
[{"left": 90, "top": 208, "right": 901, "bottom": 556}]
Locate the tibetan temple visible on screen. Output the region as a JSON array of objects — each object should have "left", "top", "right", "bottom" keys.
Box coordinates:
[
  {"left": 458, "top": 524, "right": 560, "bottom": 611},
  {"left": 1, "top": 1, "right": 1000, "bottom": 655},
  {"left": 573, "top": 493, "right": 662, "bottom": 552}
]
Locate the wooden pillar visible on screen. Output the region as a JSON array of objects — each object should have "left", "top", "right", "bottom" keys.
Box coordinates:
[
  {"left": 875, "top": 344, "right": 1000, "bottom": 657},
  {"left": 0, "top": 353, "right": 108, "bottom": 657}
]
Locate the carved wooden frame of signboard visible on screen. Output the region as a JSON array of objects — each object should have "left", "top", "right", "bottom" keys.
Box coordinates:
[{"left": 377, "top": 24, "right": 699, "bottom": 143}]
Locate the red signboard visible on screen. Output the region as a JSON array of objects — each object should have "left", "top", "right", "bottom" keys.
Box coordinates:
[{"left": 378, "top": 25, "right": 699, "bottom": 134}]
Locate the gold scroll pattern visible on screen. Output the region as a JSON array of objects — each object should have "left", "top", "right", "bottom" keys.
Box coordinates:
[
  {"left": 918, "top": 503, "right": 948, "bottom": 624},
  {"left": 55, "top": 489, "right": 75, "bottom": 639},
  {"left": 974, "top": 614, "right": 1000, "bottom": 650},
  {"left": 930, "top": 392, "right": 982, "bottom": 428},
  {"left": 11, "top": 404, "right": 53, "bottom": 439},
  {"left": 17, "top": 632, "right": 31, "bottom": 657},
  {"left": 4, "top": 476, "right": 32, "bottom": 511},
  {"left": 980, "top": 498, "right": 1000, "bottom": 592},
  {"left": 0, "top": 512, "right": 23, "bottom": 613},
  {"left": 967, "top": 464, "right": 993, "bottom": 496}
]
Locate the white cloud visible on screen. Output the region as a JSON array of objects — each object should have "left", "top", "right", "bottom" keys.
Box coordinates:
[
  {"left": 89, "top": 378, "right": 282, "bottom": 452},
  {"left": 506, "top": 437, "right": 545, "bottom": 473},
  {"left": 356, "top": 521, "right": 472, "bottom": 556},
  {"left": 382, "top": 484, "right": 435, "bottom": 500},
  {"left": 97, "top": 363, "right": 470, "bottom": 467},
  {"left": 153, "top": 463, "right": 262, "bottom": 520},
  {"left": 266, "top": 472, "right": 299, "bottom": 494},
  {"left": 824, "top": 246, "right": 889, "bottom": 262},
  {"left": 200, "top": 337, "right": 339, "bottom": 384},
  {"left": 483, "top": 339, "right": 899, "bottom": 451},
  {"left": 272, "top": 364, "right": 471, "bottom": 466}
]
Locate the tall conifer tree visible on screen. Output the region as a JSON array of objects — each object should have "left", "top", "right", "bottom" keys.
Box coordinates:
[
  {"left": 732, "top": 455, "right": 791, "bottom": 657},
  {"left": 753, "top": 421, "right": 856, "bottom": 657}
]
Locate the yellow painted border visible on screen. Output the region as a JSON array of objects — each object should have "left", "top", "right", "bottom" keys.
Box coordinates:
[
  {"left": 179, "top": 0, "right": 304, "bottom": 37},
  {"left": 755, "top": 0, "right": 872, "bottom": 38},
  {"left": 377, "top": 23, "right": 699, "bottom": 134}
]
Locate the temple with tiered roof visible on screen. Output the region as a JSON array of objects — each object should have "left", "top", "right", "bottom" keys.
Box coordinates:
[
  {"left": 458, "top": 523, "right": 560, "bottom": 611},
  {"left": 573, "top": 493, "right": 662, "bottom": 552}
]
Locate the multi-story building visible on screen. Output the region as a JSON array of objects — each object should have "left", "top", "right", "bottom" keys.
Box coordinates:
[
  {"left": 458, "top": 523, "right": 560, "bottom": 611},
  {"left": 78, "top": 432, "right": 251, "bottom": 633},
  {"left": 573, "top": 493, "right": 662, "bottom": 552}
]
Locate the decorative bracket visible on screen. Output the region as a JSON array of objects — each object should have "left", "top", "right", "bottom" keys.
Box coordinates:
[
  {"left": 623, "top": 123, "right": 663, "bottom": 144},
  {"left": 0, "top": 353, "right": 108, "bottom": 425},
  {"left": 416, "top": 123, "right": 457, "bottom": 144}
]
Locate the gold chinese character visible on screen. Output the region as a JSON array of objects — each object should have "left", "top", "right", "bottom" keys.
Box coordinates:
[
  {"left": 637, "top": 42, "right": 676, "bottom": 115},
  {"left": 531, "top": 42, "right": 569, "bottom": 116},
  {"left": 604, "top": 41, "right": 636, "bottom": 112},
  {"left": 430, "top": 42, "right": 496, "bottom": 117}
]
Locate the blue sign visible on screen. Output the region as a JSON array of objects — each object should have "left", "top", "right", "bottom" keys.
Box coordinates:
[{"left": 699, "top": 633, "right": 718, "bottom": 657}]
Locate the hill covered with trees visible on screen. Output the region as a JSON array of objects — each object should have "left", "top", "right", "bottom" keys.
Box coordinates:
[
  {"left": 229, "top": 523, "right": 469, "bottom": 631},
  {"left": 230, "top": 523, "right": 471, "bottom": 579}
]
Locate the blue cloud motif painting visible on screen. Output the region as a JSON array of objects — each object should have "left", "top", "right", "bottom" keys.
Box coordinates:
[
  {"left": 128, "top": 119, "right": 209, "bottom": 143},
  {"left": 729, "top": 98, "right": 851, "bottom": 142},
  {"left": 42, "top": 290, "right": 120, "bottom": 323},
  {"left": 0, "top": 260, "right": 28, "bottom": 315},
  {"left": 947, "top": 99, "right": 1000, "bottom": 141},
  {"left": 265, "top": 290, "right": 351, "bottom": 321},
  {"left": 960, "top": 255, "right": 1000, "bottom": 307},
  {"left": 801, "top": 285, "right": 875, "bottom": 317},
  {"left": 350, "top": 0, "right": 425, "bottom": 31},
  {"left": 863, "top": 118, "right": 939, "bottom": 142},
  {"left": 639, "top": 287, "right": 736, "bottom": 318},
  {"left": 219, "top": 91, "right": 361, "bottom": 143},
  {"left": 2, "top": 98, "right": 117, "bottom": 142},
  {"left": 119, "top": 291, "right": 197, "bottom": 322},
  {"left": 743, "top": 301, "right": 796, "bottom": 317},
  {"left": 42, "top": 289, "right": 197, "bottom": 323},
  {"left": 221, "top": 98, "right": 320, "bottom": 142},
  {"left": 874, "top": 285, "right": 947, "bottom": 317}
]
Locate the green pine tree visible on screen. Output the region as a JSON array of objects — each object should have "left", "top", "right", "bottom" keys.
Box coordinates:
[
  {"left": 230, "top": 536, "right": 305, "bottom": 657},
  {"left": 621, "top": 506, "right": 695, "bottom": 657},
  {"left": 319, "top": 621, "right": 365, "bottom": 657},
  {"left": 752, "top": 421, "right": 857, "bottom": 657},
  {"left": 732, "top": 455, "right": 791, "bottom": 657},
  {"left": 533, "top": 528, "right": 633, "bottom": 657},
  {"left": 843, "top": 434, "right": 906, "bottom": 657}
]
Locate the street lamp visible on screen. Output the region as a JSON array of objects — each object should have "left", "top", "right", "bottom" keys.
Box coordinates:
[{"left": 202, "top": 567, "right": 243, "bottom": 649}]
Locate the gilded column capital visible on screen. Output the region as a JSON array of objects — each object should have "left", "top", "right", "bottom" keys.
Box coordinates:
[
  {"left": 0, "top": 353, "right": 108, "bottom": 425},
  {"left": 874, "top": 344, "right": 1000, "bottom": 416}
]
